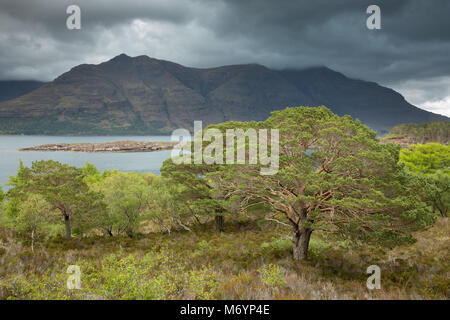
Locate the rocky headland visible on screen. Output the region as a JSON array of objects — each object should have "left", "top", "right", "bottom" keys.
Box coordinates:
[{"left": 19, "top": 140, "right": 177, "bottom": 152}]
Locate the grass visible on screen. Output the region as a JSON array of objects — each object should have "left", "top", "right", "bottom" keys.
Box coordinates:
[{"left": 0, "top": 217, "right": 448, "bottom": 300}]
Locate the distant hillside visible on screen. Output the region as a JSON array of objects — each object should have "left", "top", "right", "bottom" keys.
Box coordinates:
[
  {"left": 381, "top": 122, "right": 450, "bottom": 147},
  {"left": 0, "top": 80, "right": 45, "bottom": 102},
  {"left": 0, "top": 54, "right": 448, "bottom": 135}
]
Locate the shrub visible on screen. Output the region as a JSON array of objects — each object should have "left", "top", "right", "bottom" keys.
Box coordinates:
[
  {"left": 258, "top": 264, "right": 287, "bottom": 290},
  {"left": 186, "top": 266, "right": 219, "bottom": 299}
]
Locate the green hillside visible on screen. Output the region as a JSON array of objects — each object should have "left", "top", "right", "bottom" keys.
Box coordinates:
[{"left": 381, "top": 122, "right": 450, "bottom": 147}]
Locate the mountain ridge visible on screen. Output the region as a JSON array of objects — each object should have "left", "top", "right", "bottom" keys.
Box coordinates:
[{"left": 0, "top": 54, "right": 448, "bottom": 135}]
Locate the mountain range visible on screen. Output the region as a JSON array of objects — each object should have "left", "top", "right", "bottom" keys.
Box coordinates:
[{"left": 0, "top": 54, "right": 448, "bottom": 135}]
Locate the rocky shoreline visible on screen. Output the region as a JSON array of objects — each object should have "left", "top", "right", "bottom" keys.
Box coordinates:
[{"left": 19, "top": 140, "right": 177, "bottom": 153}]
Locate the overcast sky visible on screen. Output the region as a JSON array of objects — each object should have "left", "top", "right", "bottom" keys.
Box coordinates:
[{"left": 0, "top": 0, "right": 449, "bottom": 116}]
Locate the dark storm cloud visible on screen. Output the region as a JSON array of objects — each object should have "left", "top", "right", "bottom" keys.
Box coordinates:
[
  {"left": 203, "top": 0, "right": 450, "bottom": 83},
  {"left": 0, "top": 0, "right": 449, "bottom": 115},
  {"left": 0, "top": 0, "right": 195, "bottom": 47}
]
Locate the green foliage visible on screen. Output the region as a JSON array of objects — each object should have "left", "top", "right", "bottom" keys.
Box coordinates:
[
  {"left": 399, "top": 143, "right": 450, "bottom": 175},
  {"left": 0, "top": 188, "right": 7, "bottom": 227},
  {"left": 0, "top": 187, "right": 4, "bottom": 214},
  {"left": 261, "top": 237, "right": 292, "bottom": 257},
  {"left": 81, "top": 162, "right": 103, "bottom": 185},
  {"left": 91, "top": 172, "right": 152, "bottom": 237},
  {"left": 7, "top": 160, "right": 105, "bottom": 238},
  {"left": 186, "top": 267, "right": 220, "bottom": 299},
  {"left": 398, "top": 143, "right": 449, "bottom": 216},
  {"left": 100, "top": 253, "right": 177, "bottom": 299},
  {"left": 15, "top": 194, "right": 60, "bottom": 243},
  {"left": 146, "top": 177, "right": 193, "bottom": 233},
  {"left": 258, "top": 264, "right": 287, "bottom": 290},
  {"left": 423, "top": 171, "right": 449, "bottom": 217},
  {"left": 161, "top": 155, "right": 230, "bottom": 231},
  {"left": 208, "top": 106, "right": 434, "bottom": 259},
  {"left": 308, "top": 237, "right": 332, "bottom": 257},
  {"left": 1, "top": 247, "right": 220, "bottom": 300}
]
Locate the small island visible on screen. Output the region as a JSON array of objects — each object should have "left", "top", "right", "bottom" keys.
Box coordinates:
[{"left": 19, "top": 140, "right": 178, "bottom": 153}]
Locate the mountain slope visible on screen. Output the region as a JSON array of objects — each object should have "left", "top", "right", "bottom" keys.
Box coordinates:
[
  {"left": 0, "top": 80, "right": 45, "bottom": 102},
  {"left": 0, "top": 54, "right": 447, "bottom": 135},
  {"left": 280, "top": 68, "right": 447, "bottom": 132}
]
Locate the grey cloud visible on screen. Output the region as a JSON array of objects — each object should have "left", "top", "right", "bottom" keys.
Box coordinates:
[{"left": 0, "top": 0, "right": 448, "bottom": 116}]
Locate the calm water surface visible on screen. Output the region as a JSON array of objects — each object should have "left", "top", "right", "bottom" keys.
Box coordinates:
[{"left": 0, "top": 136, "right": 173, "bottom": 189}]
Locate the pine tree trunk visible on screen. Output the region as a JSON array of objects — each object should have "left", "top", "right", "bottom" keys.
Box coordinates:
[
  {"left": 292, "top": 227, "right": 312, "bottom": 260},
  {"left": 214, "top": 215, "right": 224, "bottom": 232},
  {"left": 64, "top": 215, "right": 71, "bottom": 239}
]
